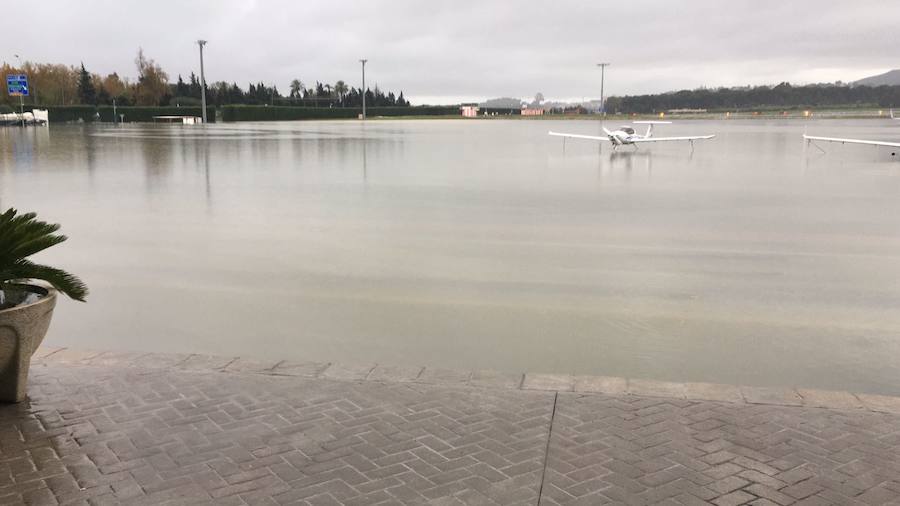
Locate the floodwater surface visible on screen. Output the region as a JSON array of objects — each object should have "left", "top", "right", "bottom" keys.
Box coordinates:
[{"left": 2, "top": 119, "right": 900, "bottom": 395}]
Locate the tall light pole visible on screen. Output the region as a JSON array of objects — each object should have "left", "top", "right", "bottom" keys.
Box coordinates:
[
  {"left": 596, "top": 62, "right": 610, "bottom": 116},
  {"left": 359, "top": 59, "right": 368, "bottom": 120},
  {"left": 197, "top": 40, "right": 208, "bottom": 124}
]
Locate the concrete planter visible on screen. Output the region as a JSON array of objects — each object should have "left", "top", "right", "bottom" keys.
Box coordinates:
[{"left": 0, "top": 285, "right": 57, "bottom": 403}]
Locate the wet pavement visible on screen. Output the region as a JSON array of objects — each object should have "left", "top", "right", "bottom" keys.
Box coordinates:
[{"left": 1, "top": 348, "right": 899, "bottom": 505}]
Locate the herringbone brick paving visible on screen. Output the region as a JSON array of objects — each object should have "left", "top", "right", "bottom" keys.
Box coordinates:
[
  {"left": 542, "top": 394, "right": 900, "bottom": 506},
  {"left": 2, "top": 365, "right": 551, "bottom": 505},
  {"left": 1, "top": 363, "right": 899, "bottom": 505}
]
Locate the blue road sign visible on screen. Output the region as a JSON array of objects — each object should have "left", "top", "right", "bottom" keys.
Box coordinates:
[{"left": 6, "top": 74, "right": 29, "bottom": 97}]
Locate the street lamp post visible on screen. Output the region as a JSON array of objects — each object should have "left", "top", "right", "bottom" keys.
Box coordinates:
[
  {"left": 359, "top": 59, "right": 368, "bottom": 120},
  {"left": 197, "top": 40, "right": 208, "bottom": 124},
  {"left": 597, "top": 62, "right": 610, "bottom": 116}
]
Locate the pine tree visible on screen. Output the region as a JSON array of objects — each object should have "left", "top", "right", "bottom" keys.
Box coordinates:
[
  {"left": 175, "top": 75, "right": 188, "bottom": 97},
  {"left": 188, "top": 73, "right": 201, "bottom": 98},
  {"left": 229, "top": 83, "right": 243, "bottom": 104},
  {"left": 77, "top": 63, "right": 96, "bottom": 105}
]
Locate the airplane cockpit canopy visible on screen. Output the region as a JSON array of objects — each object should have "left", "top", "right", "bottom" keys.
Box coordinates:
[{"left": 620, "top": 126, "right": 635, "bottom": 135}]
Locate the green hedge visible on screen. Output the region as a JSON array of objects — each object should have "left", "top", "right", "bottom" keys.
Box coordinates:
[
  {"left": 98, "top": 106, "right": 215, "bottom": 123},
  {"left": 23, "top": 105, "right": 95, "bottom": 123},
  {"left": 220, "top": 105, "right": 458, "bottom": 122},
  {"left": 221, "top": 106, "right": 355, "bottom": 121},
  {"left": 18, "top": 104, "right": 462, "bottom": 123},
  {"left": 23, "top": 105, "right": 216, "bottom": 123},
  {"left": 368, "top": 106, "right": 458, "bottom": 117}
]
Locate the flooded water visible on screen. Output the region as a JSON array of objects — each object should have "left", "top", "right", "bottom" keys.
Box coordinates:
[{"left": 2, "top": 119, "right": 900, "bottom": 395}]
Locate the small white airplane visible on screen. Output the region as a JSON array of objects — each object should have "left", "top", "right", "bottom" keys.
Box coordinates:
[
  {"left": 548, "top": 121, "right": 715, "bottom": 151},
  {"left": 803, "top": 134, "right": 900, "bottom": 158}
]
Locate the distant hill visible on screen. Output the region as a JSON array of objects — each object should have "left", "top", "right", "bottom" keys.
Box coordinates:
[
  {"left": 854, "top": 69, "right": 900, "bottom": 87},
  {"left": 606, "top": 81, "right": 900, "bottom": 114}
]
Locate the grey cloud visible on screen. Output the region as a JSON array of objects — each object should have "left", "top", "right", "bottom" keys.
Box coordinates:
[{"left": 3, "top": 0, "right": 897, "bottom": 103}]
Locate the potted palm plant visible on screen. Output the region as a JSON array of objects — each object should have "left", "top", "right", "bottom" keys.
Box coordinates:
[{"left": 0, "top": 208, "right": 87, "bottom": 402}]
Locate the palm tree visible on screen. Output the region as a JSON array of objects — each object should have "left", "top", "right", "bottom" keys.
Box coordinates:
[
  {"left": 334, "top": 80, "right": 348, "bottom": 106},
  {"left": 0, "top": 208, "right": 88, "bottom": 305},
  {"left": 289, "top": 79, "right": 303, "bottom": 99}
]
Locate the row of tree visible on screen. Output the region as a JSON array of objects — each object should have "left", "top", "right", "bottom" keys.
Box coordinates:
[
  {"left": 187, "top": 78, "right": 409, "bottom": 108},
  {"left": 605, "top": 82, "right": 900, "bottom": 113},
  {"left": 1, "top": 49, "right": 411, "bottom": 108}
]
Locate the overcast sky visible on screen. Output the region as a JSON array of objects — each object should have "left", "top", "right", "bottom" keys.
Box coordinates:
[{"left": 3, "top": 0, "right": 898, "bottom": 104}]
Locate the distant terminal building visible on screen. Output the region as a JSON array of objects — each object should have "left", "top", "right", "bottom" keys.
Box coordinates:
[
  {"left": 520, "top": 107, "right": 545, "bottom": 116},
  {"left": 667, "top": 108, "right": 707, "bottom": 114},
  {"left": 460, "top": 104, "right": 480, "bottom": 118}
]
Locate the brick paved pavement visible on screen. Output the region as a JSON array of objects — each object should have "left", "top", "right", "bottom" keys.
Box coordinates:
[
  {"left": 542, "top": 394, "right": 900, "bottom": 506},
  {"left": 1, "top": 352, "right": 899, "bottom": 505}
]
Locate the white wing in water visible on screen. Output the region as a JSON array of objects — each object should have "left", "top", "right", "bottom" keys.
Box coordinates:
[
  {"left": 549, "top": 129, "right": 714, "bottom": 144},
  {"left": 804, "top": 134, "right": 900, "bottom": 148},
  {"left": 630, "top": 135, "right": 716, "bottom": 143},
  {"left": 548, "top": 131, "right": 610, "bottom": 142}
]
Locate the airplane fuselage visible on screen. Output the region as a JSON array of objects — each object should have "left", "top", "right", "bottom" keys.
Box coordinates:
[
  {"left": 608, "top": 131, "right": 644, "bottom": 145},
  {"left": 606, "top": 126, "right": 647, "bottom": 146}
]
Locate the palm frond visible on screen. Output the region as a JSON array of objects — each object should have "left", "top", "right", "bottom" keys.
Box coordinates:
[
  {"left": 0, "top": 212, "right": 64, "bottom": 262},
  {"left": 4, "top": 260, "right": 88, "bottom": 302},
  {"left": 0, "top": 208, "right": 88, "bottom": 302}
]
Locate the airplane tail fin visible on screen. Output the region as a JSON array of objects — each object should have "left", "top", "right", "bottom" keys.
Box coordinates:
[{"left": 632, "top": 120, "right": 671, "bottom": 138}]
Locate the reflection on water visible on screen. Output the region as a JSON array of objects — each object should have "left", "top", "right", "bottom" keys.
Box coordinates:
[
  {"left": 606, "top": 150, "right": 653, "bottom": 181},
  {"left": 3, "top": 119, "right": 900, "bottom": 395}
]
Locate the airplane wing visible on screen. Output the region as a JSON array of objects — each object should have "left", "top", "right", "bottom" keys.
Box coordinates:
[
  {"left": 631, "top": 135, "right": 715, "bottom": 143},
  {"left": 548, "top": 131, "right": 610, "bottom": 142},
  {"left": 804, "top": 134, "right": 900, "bottom": 148}
]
